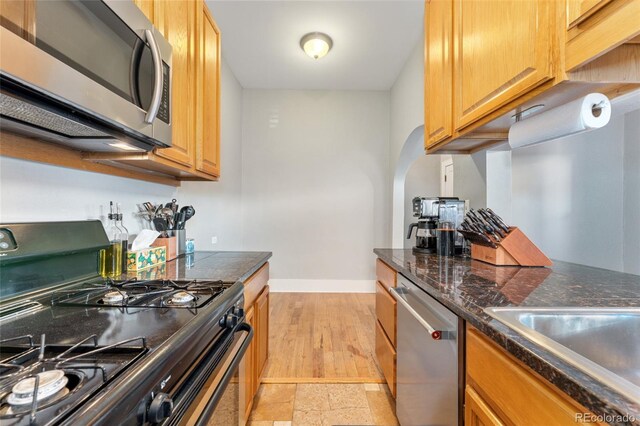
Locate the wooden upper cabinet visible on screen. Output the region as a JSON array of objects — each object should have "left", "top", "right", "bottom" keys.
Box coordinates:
[
  {"left": 453, "top": 0, "right": 554, "bottom": 129},
  {"left": 132, "top": 0, "right": 154, "bottom": 21},
  {"left": 151, "top": 0, "right": 197, "bottom": 167},
  {"left": 424, "top": 0, "right": 453, "bottom": 148},
  {"left": 567, "top": 0, "right": 612, "bottom": 28},
  {"left": 197, "top": 6, "right": 221, "bottom": 177},
  {"left": 0, "top": 0, "right": 35, "bottom": 42},
  {"left": 565, "top": 0, "right": 640, "bottom": 71}
]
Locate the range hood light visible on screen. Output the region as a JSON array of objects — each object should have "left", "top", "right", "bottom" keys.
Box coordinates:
[{"left": 109, "top": 142, "right": 139, "bottom": 151}]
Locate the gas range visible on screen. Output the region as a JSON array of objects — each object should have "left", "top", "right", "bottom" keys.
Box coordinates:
[
  {"left": 51, "top": 278, "right": 232, "bottom": 310},
  {"left": 0, "top": 221, "right": 251, "bottom": 425}
]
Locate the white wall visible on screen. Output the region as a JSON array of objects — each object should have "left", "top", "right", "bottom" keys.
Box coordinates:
[
  {"left": 389, "top": 38, "right": 426, "bottom": 246},
  {"left": 403, "top": 155, "right": 440, "bottom": 248},
  {"left": 511, "top": 114, "right": 627, "bottom": 271},
  {"left": 240, "top": 89, "right": 390, "bottom": 288},
  {"left": 452, "top": 151, "right": 487, "bottom": 209},
  {"left": 179, "top": 59, "right": 244, "bottom": 251},
  {"left": 0, "top": 157, "right": 176, "bottom": 234}
]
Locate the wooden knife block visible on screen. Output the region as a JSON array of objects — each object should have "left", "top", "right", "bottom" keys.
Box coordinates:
[{"left": 470, "top": 227, "right": 552, "bottom": 267}]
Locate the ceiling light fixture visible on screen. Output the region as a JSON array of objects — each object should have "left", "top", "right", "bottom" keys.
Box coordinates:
[{"left": 300, "top": 32, "right": 333, "bottom": 59}]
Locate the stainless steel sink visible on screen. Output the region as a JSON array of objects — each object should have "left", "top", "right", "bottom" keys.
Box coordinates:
[{"left": 484, "top": 307, "right": 640, "bottom": 402}]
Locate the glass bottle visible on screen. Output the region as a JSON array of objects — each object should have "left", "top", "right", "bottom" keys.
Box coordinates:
[
  {"left": 116, "top": 203, "right": 129, "bottom": 271},
  {"left": 99, "top": 202, "right": 122, "bottom": 278}
]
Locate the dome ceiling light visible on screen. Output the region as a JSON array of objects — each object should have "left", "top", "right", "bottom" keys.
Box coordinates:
[{"left": 300, "top": 32, "right": 333, "bottom": 59}]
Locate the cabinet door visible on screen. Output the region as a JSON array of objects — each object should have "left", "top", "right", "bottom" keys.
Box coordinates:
[
  {"left": 152, "top": 0, "right": 197, "bottom": 167},
  {"left": 0, "top": 0, "right": 35, "bottom": 42},
  {"left": 242, "top": 306, "right": 256, "bottom": 419},
  {"left": 567, "top": 0, "right": 612, "bottom": 27},
  {"left": 196, "top": 6, "right": 221, "bottom": 177},
  {"left": 465, "top": 385, "right": 505, "bottom": 426},
  {"left": 424, "top": 0, "right": 453, "bottom": 148},
  {"left": 453, "top": 0, "right": 554, "bottom": 129},
  {"left": 255, "top": 285, "right": 269, "bottom": 379},
  {"left": 375, "top": 320, "right": 396, "bottom": 397}
]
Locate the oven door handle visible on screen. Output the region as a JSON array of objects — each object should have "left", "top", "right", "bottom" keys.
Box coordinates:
[
  {"left": 144, "top": 28, "right": 163, "bottom": 124},
  {"left": 193, "top": 322, "right": 253, "bottom": 426}
]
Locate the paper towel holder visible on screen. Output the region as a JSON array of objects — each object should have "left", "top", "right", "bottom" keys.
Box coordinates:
[{"left": 512, "top": 104, "right": 545, "bottom": 122}]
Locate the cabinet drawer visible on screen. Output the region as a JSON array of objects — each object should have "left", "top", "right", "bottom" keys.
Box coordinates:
[
  {"left": 244, "top": 263, "right": 269, "bottom": 310},
  {"left": 467, "top": 327, "right": 602, "bottom": 425},
  {"left": 375, "top": 319, "right": 396, "bottom": 397},
  {"left": 376, "top": 259, "right": 396, "bottom": 290},
  {"left": 375, "top": 281, "right": 396, "bottom": 347}
]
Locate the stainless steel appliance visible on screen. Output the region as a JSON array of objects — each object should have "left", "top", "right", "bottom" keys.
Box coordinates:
[
  {"left": 391, "top": 274, "right": 463, "bottom": 426},
  {"left": 0, "top": 1, "right": 172, "bottom": 152},
  {"left": 407, "top": 197, "right": 468, "bottom": 255},
  {"left": 0, "top": 221, "right": 252, "bottom": 425}
]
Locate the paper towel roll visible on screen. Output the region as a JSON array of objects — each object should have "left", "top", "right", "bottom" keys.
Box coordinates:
[{"left": 508, "top": 93, "right": 611, "bottom": 149}]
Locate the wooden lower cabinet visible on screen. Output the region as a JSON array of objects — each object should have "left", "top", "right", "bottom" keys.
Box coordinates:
[
  {"left": 375, "top": 320, "right": 397, "bottom": 397},
  {"left": 375, "top": 281, "right": 396, "bottom": 346},
  {"left": 242, "top": 263, "right": 270, "bottom": 419},
  {"left": 466, "top": 325, "right": 604, "bottom": 426},
  {"left": 465, "top": 385, "right": 505, "bottom": 426},
  {"left": 374, "top": 258, "right": 397, "bottom": 398},
  {"left": 255, "top": 285, "right": 269, "bottom": 379},
  {"left": 242, "top": 306, "right": 256, "bottom": 419}
]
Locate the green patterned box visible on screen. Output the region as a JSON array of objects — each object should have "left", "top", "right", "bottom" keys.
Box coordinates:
[{"left": 127, "top": 246, "right": 166, "bottom": 271}]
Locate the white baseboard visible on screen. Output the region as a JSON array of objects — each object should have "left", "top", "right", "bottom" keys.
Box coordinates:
[{"left": 268, "top": 279, "right": 376, "bottom": 293}]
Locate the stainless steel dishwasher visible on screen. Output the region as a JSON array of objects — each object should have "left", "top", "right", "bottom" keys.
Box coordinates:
[{"left": 390, "top": 274, "right": 464, "bottom": 426}]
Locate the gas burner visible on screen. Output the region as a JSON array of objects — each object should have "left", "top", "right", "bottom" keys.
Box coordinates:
[
  {"left": 169, "top": 291, "right": 196, "bottom": 305},
  {"left": 101, "top": 291, "right": 127, "bottom": 305},
  {"left": 7, "top": 370, "right": 68, "bottom": 406},
  {"left": 0, "top": 334, "right": 147, "bottom": 424}
]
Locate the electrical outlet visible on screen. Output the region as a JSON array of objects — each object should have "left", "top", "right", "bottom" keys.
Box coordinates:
[{"left": 211, "top": 236, "right": 218, "bottom": 244}]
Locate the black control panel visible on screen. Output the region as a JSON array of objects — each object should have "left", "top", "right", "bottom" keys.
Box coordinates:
[{"left": 156, "top": 62, "right": 170, "bottom": 124}]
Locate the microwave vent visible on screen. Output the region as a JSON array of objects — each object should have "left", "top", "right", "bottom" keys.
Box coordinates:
[{"left": 0, "top": 93, "right": 109, "bottom": 138}]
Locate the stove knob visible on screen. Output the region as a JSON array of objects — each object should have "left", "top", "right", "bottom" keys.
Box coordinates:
[
  {"left": 220, "top": 313, "right": 238, "bottom": 329},
  {"left": 148, "top": 393, "right": 173, "bottom": 423},
  {"left": 232, "top": 306, "right": 245, "bottom": 317}
]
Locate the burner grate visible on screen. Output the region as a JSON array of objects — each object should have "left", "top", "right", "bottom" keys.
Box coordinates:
[
  {"left": 50, "top": 278, "right": 231, "bottom": 310},
  {"left": 0, "top": 333, "right": 147, "bottom": 425}
]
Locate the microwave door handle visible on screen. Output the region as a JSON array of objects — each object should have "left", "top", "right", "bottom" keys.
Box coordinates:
[
  {"left": 144, "top": 29, "right": 163, "bottom": 124},
  {"left": 389, "top": 287, "right": 450, "bottom": 340}
]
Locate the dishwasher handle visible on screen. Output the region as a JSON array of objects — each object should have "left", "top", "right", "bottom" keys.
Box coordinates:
[{"left": 389, "top": 287, "right": 452, "bottom": 340}]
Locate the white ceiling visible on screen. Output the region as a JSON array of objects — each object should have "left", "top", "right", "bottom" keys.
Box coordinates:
[{"left": 206, "top": 1, "right": 424, "bottom": 90}]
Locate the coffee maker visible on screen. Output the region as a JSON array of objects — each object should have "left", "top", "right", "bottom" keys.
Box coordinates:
[{"left": 407, "top": 197, "right": 468, "bottom": 254}]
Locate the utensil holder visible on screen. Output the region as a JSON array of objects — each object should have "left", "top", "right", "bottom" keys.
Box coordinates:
[
  {"left": 470, "top": 227, "right": 552, "bottom": 267},
  {"left": 170, "top": 229, "right": 187, "bottom": 256},
  {"left": 151, "top": 236, "right": 178, "bottom": 261}
]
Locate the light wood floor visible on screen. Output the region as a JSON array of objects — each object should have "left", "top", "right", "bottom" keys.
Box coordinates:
[{"left": 262, "top": 293, "right": 385, "bottom": 383}]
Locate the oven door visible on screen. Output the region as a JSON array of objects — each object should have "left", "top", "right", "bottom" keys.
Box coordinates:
[{"left": 167, "top": 323, "right": 253, "bottom": 426}]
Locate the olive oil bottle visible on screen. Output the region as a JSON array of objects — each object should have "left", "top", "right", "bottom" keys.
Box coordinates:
[{"left": 99, "top": 202, "right": 122, "bottom": 278}]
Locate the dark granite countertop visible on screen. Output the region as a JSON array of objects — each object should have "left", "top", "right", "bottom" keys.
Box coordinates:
[
  {"left": 374, "top": 248, "right": 640, "bottom": 425},
  {"left": 124, "top": 251, "right": 272, "bottom": 283}
]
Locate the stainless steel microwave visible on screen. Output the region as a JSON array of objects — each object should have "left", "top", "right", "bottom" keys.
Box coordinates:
[{"left": 0, "top": 0, "right": 172, "bottom": 152}]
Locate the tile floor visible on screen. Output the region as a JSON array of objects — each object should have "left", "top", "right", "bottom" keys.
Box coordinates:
[{"left": 248, "top": 383, "right": 399, "bottom": 426}]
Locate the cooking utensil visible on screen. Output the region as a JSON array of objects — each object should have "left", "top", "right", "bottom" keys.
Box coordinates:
[
  {"left": 178, "top": 206, "right": 195, "bottom": 230},
  {"left": 152, "top": 218, "right": 168, "bottom": 237}
]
